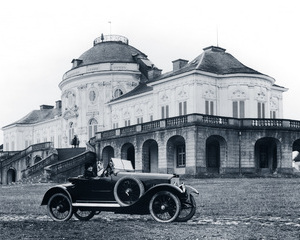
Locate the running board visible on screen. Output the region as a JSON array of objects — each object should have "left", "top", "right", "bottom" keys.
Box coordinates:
[{"left": 72, "top": 202, "right": 121, "bottom": 208}]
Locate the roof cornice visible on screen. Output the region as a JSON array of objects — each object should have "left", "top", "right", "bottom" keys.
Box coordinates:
[{"left": 148, "top": 69, "right": 275, "bottom": 86}]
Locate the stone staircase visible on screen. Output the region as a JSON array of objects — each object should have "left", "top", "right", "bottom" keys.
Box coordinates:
[{"left": 16, "top": 147, "right": 90, "bottom": 184}]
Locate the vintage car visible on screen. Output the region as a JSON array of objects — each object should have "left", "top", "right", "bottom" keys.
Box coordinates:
[{"left": 41, "top": 158, "right": 199, "bottom": 223}]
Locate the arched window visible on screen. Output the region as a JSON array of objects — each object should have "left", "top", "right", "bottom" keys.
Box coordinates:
[{"left": 88, "top": 118, "right": 98, "bottom": 139}]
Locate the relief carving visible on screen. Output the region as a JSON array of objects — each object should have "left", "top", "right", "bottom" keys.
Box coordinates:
[
  {"left": 232, "top": 89, "right": 247, "bottom": 99},
  {"left": 203, "top": 88, "right": 216, "bottom": 99}
]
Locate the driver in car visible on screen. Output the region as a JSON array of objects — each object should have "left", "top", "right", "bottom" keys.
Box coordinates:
[{"left": 84, "top": 163, "right": 96, "bottom": 179}]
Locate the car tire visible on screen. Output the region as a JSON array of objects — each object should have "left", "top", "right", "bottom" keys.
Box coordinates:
[
  {"left": 47, "top": 193, "right": 73, "bottom": 222},
  {"left": 114, "top": 176, "right": 145, "bottom": 206},
  {"left": 176, "top": 194, "right": 196, "bottom": 222},
  {"left": 74, "top": 209, "right": 96, "bottom": 221},
  {"left": 149, "top": 191, "right": 181, "bottom": 223}
]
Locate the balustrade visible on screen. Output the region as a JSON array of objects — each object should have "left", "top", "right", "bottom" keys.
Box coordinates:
[
  {"left": 98, "top": 114, "right": 300, "bottom": 141},
  {"left": 142, "top": 120, "right": 161, "bottom": 131},
  {"left": 120, "top": 126, "right": 136, "bottom": 134},
  {"left": 290, "top": 121, "right": 300, "bottom": 128},
  {"left": 166, "top": 116, "right": 187, "bottom": 127},
  {"left": 2, "top": 142, "right": 52, "bottom": 167},
  {"left": 202, "top": 115, "right": 229, "bottom": 125},
  {"left": 252, "top": 119, "right": 283, "bottom": 127},
  {"left": 102, "top": 130, "right": 116, "bottom": 138},
  {"left": 23, "top": 154, "right": 57, "bottom": 177}
]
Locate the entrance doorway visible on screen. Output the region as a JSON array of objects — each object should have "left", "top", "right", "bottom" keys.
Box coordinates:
[
  {"left": 255, "top": 138, "right": 278, "bottom": 173},
  {"left": 142, "top": 140, "right": 158, "bottom": 173},
  {"left": 7, "top": 168, "right": 16, "bottom": 184}
]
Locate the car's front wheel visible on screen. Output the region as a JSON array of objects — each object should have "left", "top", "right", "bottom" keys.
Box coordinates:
[
  {"left": 74, "top": 209, "right": 96, "bottom": 221},
  {"left": 47, "top": 193, "right": 73, "bottom": 221},
  {"left": 149, "top": 191, "right": 181, "bottom": 223},
  {"left": 176, "top": 194, "right": 196, "bottom": 222}
]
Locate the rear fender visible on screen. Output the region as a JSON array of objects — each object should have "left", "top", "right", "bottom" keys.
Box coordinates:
[{"left": 41, "top": 186, "right": 73, "bottom": 205}]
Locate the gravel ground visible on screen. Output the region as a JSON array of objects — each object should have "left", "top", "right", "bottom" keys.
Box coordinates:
[{"left": 1, "top": 178, "right": 300, "bottom": 239}]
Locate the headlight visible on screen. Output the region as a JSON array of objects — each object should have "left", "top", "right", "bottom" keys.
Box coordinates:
[{"left": 171, "top": 177, "right": 180, "bottom": 186}]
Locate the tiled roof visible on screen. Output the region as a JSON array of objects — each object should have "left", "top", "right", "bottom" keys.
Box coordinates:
[
  {"left": 3, "top": 108, "right": 62, "bottom": 128},
  {"left": 152, "top": 46, "right": 265, "bottom": 82},
  {"left": 73, "top": 41, "right": 148, "bottom": 69}
]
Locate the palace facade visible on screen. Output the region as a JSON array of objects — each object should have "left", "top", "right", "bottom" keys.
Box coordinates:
[{"left": 3, "top": 34, "right": 298, "bottom": 177}]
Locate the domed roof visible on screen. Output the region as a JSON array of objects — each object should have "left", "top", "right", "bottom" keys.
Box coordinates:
[{"left": 71, "top": 35, "right": 148, "bottom": 69}]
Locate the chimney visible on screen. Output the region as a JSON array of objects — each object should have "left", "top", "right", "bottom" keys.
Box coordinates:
[
  {"left": 56, "top": 100, "right": 62, "bottom": 109},
  {"left": 172, "top": 59, "right": 188, "bottom": 71},
  {"left": 40, "top": 105, "right": 54, "bottom": 110}
]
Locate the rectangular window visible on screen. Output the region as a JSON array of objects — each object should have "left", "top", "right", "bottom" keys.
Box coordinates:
[
  {"left": 125, "top": 120, "right": 130, "bottom": 126},
  {"left": 137, "top": 117, "right": 143, "bottom": 124},
  {"left": 184, "top": 101, "right": 187, "bottom": 115},
  {"left": 205, "top": 100, "right": 214, "bottom": 115},
  {"left": 166, "top": 105, "right": 169, "bottom": 118},
  {"left": 177, "top": 145, "right": 186, "bottom": 167},
  {"left": 58, "top": 135, "right": 61, "bottom": 148},
  {"left": 25, "top": 140, "right": 29, "bottom": 148},
  {"left": 205, "top": 101, "right": 209, "bottom": 114},
  {"left": 233, "top": 101, "right": 245, "bottom": 118},
  {"left": 161, "top": 105, "right": 169, "bottom": 119},
  {"left": 258, "top": 102, "right": 265, "bottom": 118},
  {"left": 150, "top": 115, "right": 153, "bottom": 121},
  {"left": 270, "top": 111, "right": 276, "bottom": 119},
  {"left": 233, "top": 101, "right": 238, "bottom": 118},
  {"left": 179, "top": 101, "right": 187, "bottom": 116},
  {"left": 210, "top": 101, "right": 214, "bottom": 115},
  {"left": 240, "top": 101, "right": 245, "bottom": 118},
  {"left": 179, "top": 102, "right": 182, "bottom": 116},
  {"left": 113, "top": 123, "right": 119, "bottom": 129}
]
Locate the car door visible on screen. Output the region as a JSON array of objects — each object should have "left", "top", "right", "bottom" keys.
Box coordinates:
[{"left": 87, "top": 176, "right": 115, "bottom": 202}]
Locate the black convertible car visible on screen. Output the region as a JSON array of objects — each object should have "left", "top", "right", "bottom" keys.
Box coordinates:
[{"left": 41, "top": 158, "right": 199, "bottom": 223}]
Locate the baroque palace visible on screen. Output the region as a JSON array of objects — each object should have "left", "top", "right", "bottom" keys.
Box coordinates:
[{"left": 2, "top": 34, "right": 300, "bottom": 184}]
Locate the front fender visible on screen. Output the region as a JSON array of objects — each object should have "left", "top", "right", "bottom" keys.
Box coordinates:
[
  {"left": 185, "top": 185, "right": 199, "bottom": 196},
  {"left": 41, "top": 184, "right": 73, "bottom": 205},
  {"left": 143, "top": 183, "right": 185, "bottom": 199}
]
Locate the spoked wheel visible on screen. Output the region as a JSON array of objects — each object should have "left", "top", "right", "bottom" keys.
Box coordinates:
[
  {"left": 74, "top": 209, "right": 96, "bottom": 221},
  {"left": 176, "top": 194, "right": 196, "bottom": 222},
  {"left": 149, "top": 191, "right": 181, "bottom": 223},
  {"left": 47, "top": 193, "right": 73, "bottom": 222},
  {"left": 114, "top": 176, "right": 145, "bottom": 206}
]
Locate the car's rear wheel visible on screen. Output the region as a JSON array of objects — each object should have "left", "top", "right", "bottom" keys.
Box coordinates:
[
  {"left": 149, "top": 191, "right": 181, "bottom": 223},
  {"left": 114, "top": 176, "right": 145, "bottom": 206},
  {"left": 176, "top": 194, "right": 196, "bottom": 222},
  {"left": 47, "top": 193, "right": 73, "bottom": 221},
  {"left": 74, "top": 209, "right": 96, "bottom": 221}
]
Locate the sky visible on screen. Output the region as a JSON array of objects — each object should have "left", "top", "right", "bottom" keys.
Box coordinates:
[{"left": 0, "top": 0, "right": 299, "bottom": 144}]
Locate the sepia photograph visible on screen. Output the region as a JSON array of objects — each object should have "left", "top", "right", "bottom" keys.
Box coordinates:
[{"left": 1, "top": 0, "right": 300, "bottom": 239}]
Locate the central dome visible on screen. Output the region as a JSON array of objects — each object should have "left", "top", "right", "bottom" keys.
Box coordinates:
[{"left": 72, "top": 35, "right": 148, "bottom": 69}]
